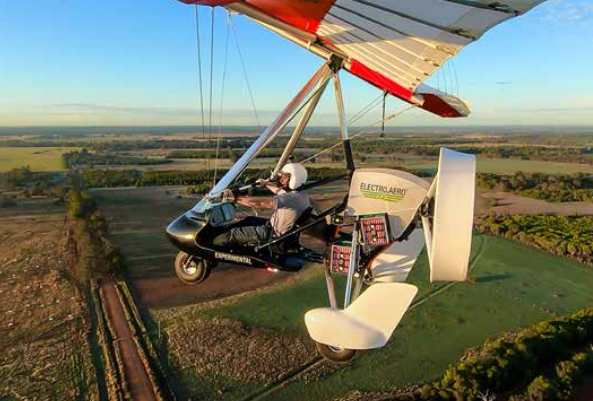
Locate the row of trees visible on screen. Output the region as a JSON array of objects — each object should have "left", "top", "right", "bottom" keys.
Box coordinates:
[
  {"left": 167, "top": 148, "right": 319, "bottom": 161},
  {"left": 80, "top": 167, "right": 348, "bottom": 189},
  {"left": 65, "top": 183, "right": 125, "bottom": 281},
  {"left": 397, "top": 145, "right": 593, "bottom": 164},
  {"left": 0, "top": 166, "right": 69, "bottom": 200},
  {"left": 0, "top": 135, "right": 493, "bottom": 153},
  {"left": 168, "top": 148, "right": 286, "bottom": 159},
  {"left": 421, "top": 308, "right": 593, "bottom": 401},
  {"left": 510, "top": 351, "right": 593, "bottom": 401},
  {"left": 477, "top": 172, "right": 593, "bottom": 202},
  {"left": 476, "top": 214, "right": 593, "bottom": 266},
  {"left": 62, "top": 149, "right": 171, "bottom": 168},
  {"left": 0, "top": 166, "right": 47, "bottom": 190}
]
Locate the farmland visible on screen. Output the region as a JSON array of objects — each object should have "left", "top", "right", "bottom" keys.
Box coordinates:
[
  {"left": 86, "top": 154, "right": 593, "bottom": 399},
  {"left": 151, "top": 235, "right": 593, "bottom": 401},
  {"left": 3, "top": 128, "right": 593, "bottom": 400},
  {"left": 2, "top": 130, "right": 593, "bottom": 176},
  {"left": 0, "top": 203, "right": 99, "bottom": 400},
  {"left": 91, "top": 186, "right": 294, "bottom": 308},
  {"left": 0, "top": 146, "right": 79, "bottom": 172},
  {"left": 476, "top": 158, "right": 593, "bottom": 175}
]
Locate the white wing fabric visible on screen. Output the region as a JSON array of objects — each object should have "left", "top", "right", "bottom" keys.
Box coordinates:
[{"left": 180, "top": 0, "right": 546, "bottom": 117}]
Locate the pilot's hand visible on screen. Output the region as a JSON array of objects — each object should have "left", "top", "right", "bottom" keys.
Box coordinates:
[
  {"left": 222, "top": 189, "right": 236, "bottom": 203},
  {"left": 255, "top": 178, "right": 268, "bottom": 187}
]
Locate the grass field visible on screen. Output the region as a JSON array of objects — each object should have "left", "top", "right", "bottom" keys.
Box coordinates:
[
  {"left": 0, "top": 146, "right": 79, "bottom": 172},
  {"left": 401, "top": 157, "right": 593, "bottom": 175},
  {"left": 91, "top": 185, "right": 593, "bottom": 400},
  {"left": 97, "top": 153, "right": 593, "bottom": 176},
  {"left": 153, "top": 234, "right": 593, "bottom": 401},
  {"left": 476, "top": 158, "right": 593, "bottom": 174},
  {"left": 90, "top": 186, "right": 196, "bottom": 279}
]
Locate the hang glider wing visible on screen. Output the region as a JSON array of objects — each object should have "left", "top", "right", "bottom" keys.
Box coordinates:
[{"left": 179, "top": 0, "right": 545, "bottom": 118}]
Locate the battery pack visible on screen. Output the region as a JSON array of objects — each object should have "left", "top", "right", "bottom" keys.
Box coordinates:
[
  {"left": 360, "top": 214, "right": 391, "bottom": 246},
  {"left": 330, "top": 241, "right": 352, "bottom": 275}
]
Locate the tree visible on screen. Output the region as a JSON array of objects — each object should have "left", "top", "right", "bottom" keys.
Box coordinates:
[{"left": 227, "top": 147, "right": 238, "bottom": 162}]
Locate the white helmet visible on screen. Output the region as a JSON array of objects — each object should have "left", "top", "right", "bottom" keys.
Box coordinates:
[{"left": 280, "top": 163, "right": 307, "bottom": 190}]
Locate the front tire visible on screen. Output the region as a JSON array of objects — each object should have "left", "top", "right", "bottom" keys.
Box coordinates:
[
  {"left": 315, "top": 342, "right": 357, "bottom": 364},
  {"left": 174, "top": 252, "right": 212, "bottom": 285}
]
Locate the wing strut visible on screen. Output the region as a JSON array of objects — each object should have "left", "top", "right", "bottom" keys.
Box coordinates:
[
  {"left": 203, "top": 62, "right": 333, "bottom": 201},
  {"left": 333, "top": 71, "right": 356, "bottom": 174},
  {"left": 272, "top": 77, "right": 330, "bottom": 177}
]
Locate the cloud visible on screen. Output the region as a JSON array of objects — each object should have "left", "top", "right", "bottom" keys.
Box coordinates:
[
  {"left": 538, "top": 0, "right": 593, "bottom": 23},
  {"left": 45, "top": 102, "right": 283, "bottom": 120},
  {"left": 31, "top": 102, "right": 341, "bottom": 126},
  {"left": 47, "top": 103, "right": 209, "bottom": 117},
  {"left": 505, "top": 106, "right": 593, "bottom": 113}
]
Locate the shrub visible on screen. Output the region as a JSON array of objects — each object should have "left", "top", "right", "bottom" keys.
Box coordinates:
[
  {"left": 425, "top": 309, "right": 593, "bottom": 401},
  {"left": 526, "top": 376, "right": 559, "bottom": 401},
  {"left": 0, "top": 197, "right": 16, "bottom": 208}
]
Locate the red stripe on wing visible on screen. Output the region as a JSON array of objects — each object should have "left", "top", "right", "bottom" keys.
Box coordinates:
[
  {"left": 179, "top": 0, "right": 335, "bottom": 33},
  {"left": 348, "top": 60, "right": 463, "bottom": 118}
]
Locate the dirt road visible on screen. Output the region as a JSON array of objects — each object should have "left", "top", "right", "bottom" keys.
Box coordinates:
[
  {"left": 475, "top": 190, "right": 593, "bottom": 216},
  {"left": 135, "top": 265, "right": 290, "bottom": 308},
  {"left": 100, "top": 278, "right": 159, "bottom": 401}
]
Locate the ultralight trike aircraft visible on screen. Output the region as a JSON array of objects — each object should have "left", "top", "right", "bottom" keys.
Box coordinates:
[{"left": 165, "top": 0, "right": 546, "bottom": 363}]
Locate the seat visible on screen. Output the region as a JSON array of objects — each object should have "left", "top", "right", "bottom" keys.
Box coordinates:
[{"left": 273, "top": 207, "right": 315, "bottom": 254}]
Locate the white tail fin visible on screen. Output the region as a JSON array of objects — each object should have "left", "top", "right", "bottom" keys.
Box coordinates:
[{"left": 305, "top": 283, "right": 418, "bottom": 350}]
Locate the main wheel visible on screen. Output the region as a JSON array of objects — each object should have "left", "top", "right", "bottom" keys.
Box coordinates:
[
  {"left": 174, "top": 252, "right": 212, "bottom": 285},
  {"left": 315, "top": 342, "right": 357, "bottom": 364}
]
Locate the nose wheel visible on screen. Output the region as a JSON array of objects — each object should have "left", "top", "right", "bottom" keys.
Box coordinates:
[
  {"left": 315, "top": 342, "right": 357, "bottom": 364},
  {"left": 174, "top": 252, "right": 212, "bottom": 285}
]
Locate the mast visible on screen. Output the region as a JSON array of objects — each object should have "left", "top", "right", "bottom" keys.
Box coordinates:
[{"left": 333, "top": 70, "right": 355, "bottom": 174}]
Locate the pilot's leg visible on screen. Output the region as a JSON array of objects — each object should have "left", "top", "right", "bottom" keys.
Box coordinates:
[{"left": 213, "top": 220, "right": 270, "bottom": 249}]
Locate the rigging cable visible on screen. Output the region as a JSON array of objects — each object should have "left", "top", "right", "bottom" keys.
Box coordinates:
[
  {"left": 213, "top": 11, "right": 232, "bottom": 186},
  {"left": 381, "top": 91, "right": 387, "bottom": 138},
  {"left": 443, "top": 62, "right": 449, "bottom": 94},
  {"left": 347, "top": 93, "right": 384, "bottom": 126},
  {"left": 436, "top": 64, "right": 441, "bottom": 93},
  {"left": 208, "top": 7, "right": 215, "bottom": 142},
  {"left": 451, "top": 59, "right": 460, "bottom": 98},
  {"left": 194, "top": 5, "right": 206, "bottom": 139},
  {"left": 229, "top": 15, "right": 261, "bottom": 127},
  {"left": 300, "top": 104, "right": 417, "bottom": 165}
]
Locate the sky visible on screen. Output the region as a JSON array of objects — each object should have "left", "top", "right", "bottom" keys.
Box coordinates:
[{"left": 0, "top": 0, "right": 592, "bottom": 128}]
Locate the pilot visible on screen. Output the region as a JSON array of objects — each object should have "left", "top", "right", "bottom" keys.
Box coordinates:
[{"left": 213, "top": 163, "right": 310, "bottom": 249}]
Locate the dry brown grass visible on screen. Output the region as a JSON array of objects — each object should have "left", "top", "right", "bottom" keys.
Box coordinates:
[{"left": 0, "top": 212, "right": 99, "bottom": 400}]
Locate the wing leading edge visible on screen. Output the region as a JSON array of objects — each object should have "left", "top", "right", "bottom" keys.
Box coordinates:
[{"left": 179, "top": 0, "right": 545, "bottom": 118}]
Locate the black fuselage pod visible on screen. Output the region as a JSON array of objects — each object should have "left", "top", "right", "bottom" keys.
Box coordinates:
[
  {"left": 165, "top": 210, "right": 206, "bottom": 254},
  {"left": 165, "top": 207, "right": 277, "bottom": 270},
  {"left": 166, "top": 201, "right": 313, "bottom": 273}
]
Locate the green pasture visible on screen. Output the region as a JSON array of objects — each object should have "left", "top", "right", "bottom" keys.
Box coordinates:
[
  {"left": 0, "top": 146, "right": 78, "bottom": 172},
  {"left": 399, "top": 156, "right": 593, "bottom": 175},
  {"left": 476, "top": 158, "right": 593, "bottom": 174},
  {"left": 90, "top": 187, "right": 195, "bottom": 278},
  {"left": 155, "top": 235, "right": 593, "bottom": 401},
  {"left": 115, "top": 155, "right": 593, "bottom": 176}
]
